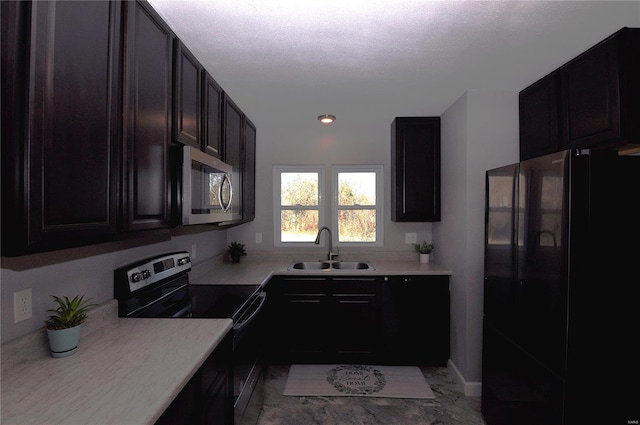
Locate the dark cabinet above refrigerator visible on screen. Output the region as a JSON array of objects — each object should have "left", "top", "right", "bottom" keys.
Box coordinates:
[{"left": 519, "top": 27, "right": 640, "bottom": 161}]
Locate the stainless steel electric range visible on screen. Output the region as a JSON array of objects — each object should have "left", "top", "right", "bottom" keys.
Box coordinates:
[{"left": 114, "top": 251, "right": 266, "bottom": 425}]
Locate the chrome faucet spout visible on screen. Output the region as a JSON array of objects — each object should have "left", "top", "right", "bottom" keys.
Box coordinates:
[{"left": 315, "top": 226, "right": 338, "bottom": 260}]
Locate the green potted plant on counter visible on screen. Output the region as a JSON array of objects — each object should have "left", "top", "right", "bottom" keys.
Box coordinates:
[
  {"left": 414, "top": 241, "right": 435, "bottom": 263},
  {"left": 227, "top": 241, "right": 247, "bottom": 263},
  {"left": 45, "top": 295, "right": 96, "bottom": 358}
]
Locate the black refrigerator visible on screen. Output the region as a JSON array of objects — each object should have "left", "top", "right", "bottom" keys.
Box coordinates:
[{"left": 482, "top": 149, "right": 639, "bottom": 425}]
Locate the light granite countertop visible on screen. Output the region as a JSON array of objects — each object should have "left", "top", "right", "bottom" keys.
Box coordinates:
[
  {"left": 1, "top": 300, "right": 232, "bottom": 425},
  {"left": 1, "top": 251, "right": 449, "bottom": 425},
  {"left": 189, "top": 250, "right": 452, "bottom": 287}
]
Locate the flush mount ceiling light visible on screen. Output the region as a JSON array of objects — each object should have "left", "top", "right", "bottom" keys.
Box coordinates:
[{"left": 318, "top": 114, "right": 336, "bottom": 124}]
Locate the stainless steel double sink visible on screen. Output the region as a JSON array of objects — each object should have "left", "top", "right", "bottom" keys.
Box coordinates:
[{"left": 287, "top": 260, "right": 375, "bottom": 271}]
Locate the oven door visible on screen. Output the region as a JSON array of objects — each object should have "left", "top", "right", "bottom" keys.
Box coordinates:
[
  {"left": 233, "top": 291, "right": 267, "bottom": 425},
  {"left": 128, "top": 284, "right": 192, "bottom": 318}
]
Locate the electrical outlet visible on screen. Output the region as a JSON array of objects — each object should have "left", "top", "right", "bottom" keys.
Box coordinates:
[
  {"left": 14, "top": 288, "right": 32, "bottom": 323},
  {"left": 255, "top": 232, "right": 262, "bottom": 244},
  {"left": 191, "top": 244, "right": 197, "bottom": 260},
  {"left": 405, "top": 233, "right": 417, "bottom": 244}
]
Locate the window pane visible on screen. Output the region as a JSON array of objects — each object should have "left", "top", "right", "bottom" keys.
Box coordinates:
[
  {"left": 337, "top": 209, "right": 376, "bottom": 242},
  {"left": 281, "top": 172, "right": 319, "bottom": 206},
  {"left": 281, "top": 210, "right": 319, "bottom": 242},
  {"left": 338, "top": 172, "right": 376, "bottom": 206}
]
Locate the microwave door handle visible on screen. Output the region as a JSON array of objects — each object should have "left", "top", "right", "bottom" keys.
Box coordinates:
[{"left": 219, "top": 173, "right": 233, "bottom": 213}]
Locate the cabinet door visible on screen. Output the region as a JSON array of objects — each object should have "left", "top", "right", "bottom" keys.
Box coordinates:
[
  {"left": 242, "top": 116, "right": 257, "bottom": 222},
  {"left": 391, "top": 117, "right": 441, "bottom": 222},
  {"left": 202, "top": 72, "right": 223, "bottom": 158},
  {"left": 201, "top": 373, "right": 232, "bottom": 425},
  {"left": 519, "top": 71, "right": 562, "bottom": 161},
  {"left": 329, "top": 278, "right": 377, "bottom": 361},
  {"left": 155, "top": 374, "right": 199, "bottom": 425},
  {"left": 1, "top": 1, "right": 122, "bottom": 255},
  {"left": 561, "top": 34, "right": 621, "bottom": 149},
  {"left": 223, "top": 95, "right": 243, "bottom": 221},
  {"left": 173, "top": 39, "right": 201, "bottom": 148},
  {"left": 267, "top": 277, "right": 329, "bottom": 363},
  {"left": 200, "top": 334, "right": 233, "bottom": 425},
  {"left": 380, "top": 275, "right": 450, "bottom": 365},
  {"left": 124, "top": 1, "right": 174, "bottom": 231}
]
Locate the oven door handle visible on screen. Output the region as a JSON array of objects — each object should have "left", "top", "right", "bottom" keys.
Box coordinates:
[{"left": 233, "top": 291, "right": 266, "bottom": 332}]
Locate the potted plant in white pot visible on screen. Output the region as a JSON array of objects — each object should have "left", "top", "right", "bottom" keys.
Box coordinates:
[
  {"left": 414, "top": 241, "right": 435, "bottom": 263},
  {"left": 45, "top": 295, "right": 96, "bottom": 358}
]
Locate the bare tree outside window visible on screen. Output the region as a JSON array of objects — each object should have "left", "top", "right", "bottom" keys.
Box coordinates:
[
  {"left": 280, "top": 172, "right": 319, "bottom": 242},
  {"left": 337, "top": 172, "right": 376, "bottom": 242},
  {"left": 276, "top": 166, "right": 382, "bottom": 245}
]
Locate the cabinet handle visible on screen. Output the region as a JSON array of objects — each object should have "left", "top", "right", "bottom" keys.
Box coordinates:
[
  {"left": 281, "top": 278, "right": 327, "bottom": 282},
  {"left": 289, "top": 299, "right": 322, "bottom": 303},
  {"left": 332, "top": 277, "right": 376, "bottom": 282}
]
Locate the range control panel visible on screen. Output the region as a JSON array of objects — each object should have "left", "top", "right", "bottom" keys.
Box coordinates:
[{"left": 124, "top": 252, "right": 191, "bottom": 293}]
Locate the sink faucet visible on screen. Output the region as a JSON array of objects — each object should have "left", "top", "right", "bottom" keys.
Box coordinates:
[{"left": 315, "top": 226, "right": 338, "bottom": 261}]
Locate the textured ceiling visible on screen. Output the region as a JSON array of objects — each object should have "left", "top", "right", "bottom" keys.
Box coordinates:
[{"left": 148, "top": 0, "right": 640, "bottom": 124}]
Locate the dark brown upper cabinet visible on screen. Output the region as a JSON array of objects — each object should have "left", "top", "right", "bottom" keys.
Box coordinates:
[
  {"left": 223, "top": 94, "right": 244, "bottom": 221},
  {"left": 242, "top": 116, "right": 257, "bottom": 222},
  {"left": 519, "top": 70, "right": 562, "bottom": 161},
  {"left": 202, "top": 71, "right": 223, "bottom": 158},
  {"left": 1, "top": 1, "right": 123, "bottom": 256},
  {"left": 560, "top": 27, "right": 640, "bottom": 151},
  {"left": 173, "top": 40, "right": 202, "bottom": 149},
  {"left": 123, "top": 0, "right": 175, "bottom": 231},
  {"left": 1, "top": 0, "right": 257, "bottom": 256},
  {"left": 519, "top": 27, "right": 640, "bottom": 161},
  {"left": 391, "top": 117, "right": 441, "bottom": 222}
]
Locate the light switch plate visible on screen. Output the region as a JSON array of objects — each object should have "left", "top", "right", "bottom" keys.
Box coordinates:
[
  {"left": 405, "top": 233, "right": 417, "bottom": 244},
  {"left": 255, "top": 232, "right": 263, "bottom": 244}
]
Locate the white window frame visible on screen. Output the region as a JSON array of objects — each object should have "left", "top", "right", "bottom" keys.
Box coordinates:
[
  {"left": 273, "top": 165, "right": 325, "bottom": 247},
  {"left": 331, "top": 165, "right": 384, "bottom": 247}
]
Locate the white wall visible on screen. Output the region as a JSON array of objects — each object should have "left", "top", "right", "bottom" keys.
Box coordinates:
[
  {"left": 1, "top": 230, "right": 228, "bottom": 343},
  {"left": 436, "top": 89, "right": 519, "bottom": 391},
  {"left": 228, "top": 113, "right": 435, "bottom": 253}
]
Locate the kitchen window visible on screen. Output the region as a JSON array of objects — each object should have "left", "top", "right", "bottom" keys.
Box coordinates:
[
  {"left": 274, "top": 165, "right": 383, "bottom": 246},
  {"left": 274, "top": 166, "right": 325, "bottom": 244},
  {"left": 332, "top": 165, "right": 383, "bottom": 246}
]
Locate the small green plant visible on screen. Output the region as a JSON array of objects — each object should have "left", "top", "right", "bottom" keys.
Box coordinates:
[
  {"left": 228, "top": 241, "right": 247, "bottom": 262},
  {"left": 45, "top": 295, "right": 97, "bottom": 330},
  {"left": 414, "top": 241, "right": 435, "bottom": 254}
]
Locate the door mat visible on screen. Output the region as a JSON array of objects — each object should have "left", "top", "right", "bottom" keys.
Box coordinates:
[{"left": 283, "top": 364, "right": 435, "bottom": 399}]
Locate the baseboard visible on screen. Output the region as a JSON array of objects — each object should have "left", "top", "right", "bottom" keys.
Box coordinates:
[{"left": 447, "top": 359, "right": 482, "bottom": 397}]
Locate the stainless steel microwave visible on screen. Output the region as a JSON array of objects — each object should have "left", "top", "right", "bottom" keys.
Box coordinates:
[{"left": 180, "top": 145, "right": 236, "bottom": 225}]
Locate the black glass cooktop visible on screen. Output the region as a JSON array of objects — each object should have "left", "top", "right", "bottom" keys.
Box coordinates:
[{"left": 189, "top": 284, "right": 261, "bottom": 321}]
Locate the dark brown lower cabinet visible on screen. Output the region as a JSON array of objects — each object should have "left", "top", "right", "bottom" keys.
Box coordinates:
[
  {"left": 156, "top": 333, "right": 232, "bottom": 425},
  {"left": 266, "top": 274, "right": 450, "bottom": 366},
  {"left": 379, "top": 275, "right": 450, "bottom": 366},
  {"left": 266, "top": 276, "right": 378, "bottom": 364}
]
